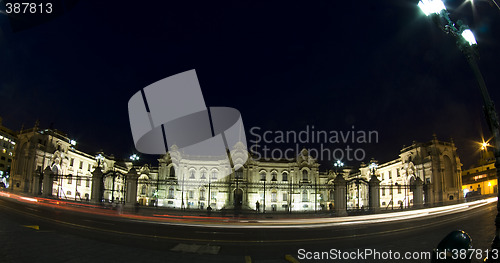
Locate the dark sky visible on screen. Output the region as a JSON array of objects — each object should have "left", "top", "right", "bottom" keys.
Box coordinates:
[{"left": 1, "top": 0, "right": 499, "bottom": 170}]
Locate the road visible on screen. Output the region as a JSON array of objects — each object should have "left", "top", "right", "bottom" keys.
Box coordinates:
[{"left": 0, "top": 194, "right": 497, "bottom": 262}]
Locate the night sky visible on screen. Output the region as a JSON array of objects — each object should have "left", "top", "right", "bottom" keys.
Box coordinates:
[{"left": 1, "top": 0, "right": 499, "bottom": 170}]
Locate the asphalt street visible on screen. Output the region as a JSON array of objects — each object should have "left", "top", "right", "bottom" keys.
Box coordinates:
[{"left": 0, "top": 195, "right": 497, "bottom": 263}]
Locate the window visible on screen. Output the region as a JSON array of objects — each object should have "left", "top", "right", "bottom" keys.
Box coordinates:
[
  {"left": 329, "top": 190, "right": 334, "bottom": 200},
  {"left": 189, "top": 170, "right": 195, "bottom": 179},
  {"left": 271, "top": 172, "right": 277, "bottom": 181},
  {"left": 189, "top": 190, "right": 194, "bottom": 199},
  {"left": 68, "top": 175, "right": 72, "bottom": 184},
  {"left": 235, "top": 168, "right": 243, "bottom": 179},
  {"left": 199, "top": 189, "right": 206, "bottom": 200},
  {"left": 302, "top": 170, "right": 308, "bottom": 181},
  {"left": 260, "top": 172, "right": 266, "bottom": 181},
  {"left": 168, "top": 187, "right": 174, "bottom": 199},
  {"left": 88, "top": 164, "right": 91, "bottom": 171},
  {"left": 398, "top": 185, "right": 402, "bottom": 194},
  {"left": 86, "top": 178, "right": 90, "bottom": 187},
  {"left": 79, "top": 161, "right": 83, "bottom": 169},
  {"left": 1, "top": 156, "right": 5, "bottom": 160},
  {"left": 169, "top": 166, "right": 175, "bottom": 178},
  {"left": 141, "top": 185, "right": 146, "bottom": 195},
  {"left": 388, "top": 171, "right": 392, "bottom": 179},
  {"left": 302, "top": 190, "right": 308, "bottom": 202},
  {"left": 70, "top": 158, "right": 74, "bottom": 166},
  {"left": 76, "top": 177, "right": 81, "bottom": 186},
  {"left": 381, "top": 188, "right": 385, "bottom": 196},
  {"left": 201, "top": 170, "right": 206, "bottom": 179},
  {"left": 282, "top": 172, "right": 288, "bottom": 181},
  {"left": 271, "top": 191, "right": 277, "bottom": 202},
  {"left": 283, "top": 193, "right": 288, "bottom": 201},
  {"left": 397, "top": 169, "right": 400, "bottom": 177},
  {"left": 211, "top": 191, "right": 217, "bottom": 200},
  {"left": 211, "top": 170, "right": 218, "bottom": 180},
  {"left": 67, "top": 191, "right": 71, "bottom": 195}
]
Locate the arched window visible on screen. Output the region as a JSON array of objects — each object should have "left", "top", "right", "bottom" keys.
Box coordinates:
[
  {"left": 329, "top": 190, "right": 334, "bottom": 200},
  {"left": 302, "top": 190, "right": 308, "bottom": 202},
  {"left": 141, "top": 185, "right": 146, "bottom": 195},
  {"left": 271, "top": 172, "right": 277, "bottom": 181},
  {"left": 169, "top": 166, "right": 175, "bottom": 178},
  {"left": 282, "top": 172, "right": 288, "bottom": 182},
  {"left": 271, "top": 190, "right": 277, "bottom": 202},
  {"left": 260, "top": 171, "right": 266, "bottom": 181},
  {"left": 235, "top": 168, "right": 243, "bottom": 179},
  {"left": 200, "top": 170, "right": 206, "bottom": 179},
  {"left": 168, "top": 186, "right": 174, "bottom": 199},
  {"left": 189, "top": 169, "right": 195, "bottom": 179},
  {"left": 211, "top": 170, "right": 218, "bottom": 180},
  {"left": 302, "top": 170, "right": 308, "bottom": 181}
]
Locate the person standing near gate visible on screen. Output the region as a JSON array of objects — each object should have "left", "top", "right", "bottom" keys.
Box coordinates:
[{"left": 256, "top": 201, "right": 260, "bottom": 213}]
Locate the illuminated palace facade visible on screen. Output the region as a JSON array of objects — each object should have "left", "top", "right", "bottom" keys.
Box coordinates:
[
  {"left": 136, "top": 147, "right": 322, "bottom": 211},
  {"left": 346, "top": 135, "right": 463, "bottom": 209},
  {"left": 10, "top": 125, "right": 462, "bottom": 211}
]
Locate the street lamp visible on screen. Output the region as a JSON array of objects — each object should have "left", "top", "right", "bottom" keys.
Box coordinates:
[
  {"left": 96, "top": 153, "right": 105, "bottom": 167},
  {"left": 334, "top": 160, "right": 344, "bottom": 175},
  {"left": 369, "top": 162, "right": 378, "bottom": 176},
  {"left": 418, "top": 0, "right": 500, "bottom": 251},
  {"left": 129, "top": 153, "right": 140, "bottom": 162}
]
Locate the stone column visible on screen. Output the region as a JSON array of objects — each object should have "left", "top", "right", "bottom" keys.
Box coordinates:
[
  {"left": 91, "top": 167, "right": 103, "bottom": 204},
  {"left": 369, "top": 174, "right": 381, "bottom": 213},
  {"left": 334, "top": 174, "right": 347, "bottom": 216},
  {"left": 32, "top": 172, "right": 41, "bottom": 196},
  {"left": 42, "top": 167, "right": 53, "bottom": 197},
  {"left": 414, "top": 177, "right": 424, "bottom": 208},
  {"left": 125, "top": 168, "right": 139, "bottom": 208}
]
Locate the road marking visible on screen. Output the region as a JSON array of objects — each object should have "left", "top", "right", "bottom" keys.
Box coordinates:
[
  {"left": 171, "top": 243, "right": 220, "bottom": 254},
  {"left": 285, "top": 254, "right": 300, "bottom": 263},
  {"left": 22, "top": 225, "right": 39, "bottom": 230}
]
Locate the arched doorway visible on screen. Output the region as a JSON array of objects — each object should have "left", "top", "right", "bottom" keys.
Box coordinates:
[{"left": 234, "top": 188, "right": 243, "bottom": 209}]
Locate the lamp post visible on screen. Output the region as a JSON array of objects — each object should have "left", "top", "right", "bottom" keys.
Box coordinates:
[
  {"left": 418, "top": 0, "right": 500, "bottom": 250},
  {"left": 368, "top": 162, "right": 378, "bottom": 210},
  {"left": 95, "top": 153, "right": 105, "bottom": 201}
]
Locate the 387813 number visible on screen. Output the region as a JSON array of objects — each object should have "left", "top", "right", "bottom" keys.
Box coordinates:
[
  {"left": 5, "top": 3, "right": 52, "bottom": 14},
  {"left": 451, "top": 249, "right": 499, "bottom": 260}
]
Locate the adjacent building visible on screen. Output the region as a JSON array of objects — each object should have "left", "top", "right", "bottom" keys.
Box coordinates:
[
  {"left": 10, "top": 123, "right": 129, "bottom": 201},
  {"left": 0, "top": 117, "right": 17, "bottom": 188},
  {"left": 462, "top": 147, "right": 497, "bottom": 196}
]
